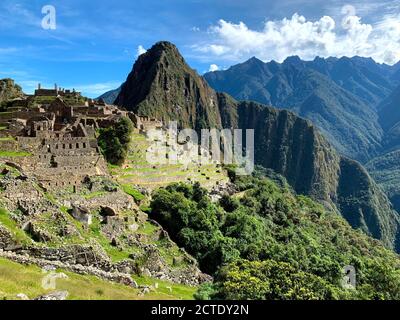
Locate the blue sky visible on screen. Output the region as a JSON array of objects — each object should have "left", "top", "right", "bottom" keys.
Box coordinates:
[{"left": 0, "top": 0, "right": 399, "bottom": 97}]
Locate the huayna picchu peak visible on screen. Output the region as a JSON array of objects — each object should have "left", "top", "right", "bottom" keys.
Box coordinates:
[{"left": 115, "top": 41, "right": 222, "bottom": 131}]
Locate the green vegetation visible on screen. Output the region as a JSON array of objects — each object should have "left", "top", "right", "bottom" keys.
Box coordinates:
[
  {"left": 366, "top": 150, "right": 400, "bottom": 212},
  {"left": 0, "top": 257, "right": 194, "bottom": 300},
  {"left": 0, "top": 150, "right": 31, "bottom": 157},
  {"left": 98, "top": 116, "right": 134, "bottom": 165},
  {"left": 27, "top": 95, "right": 87, "bottom": 107},
  {"left": 197, "top": 260, "right": 338, "bottom": 300},
  {"left": 149, "top": 173, "right": 400, "bottom": 300},
  {"left": 121, "top": 184, "right": 145, "bottom": 203},
  {"left": 133, "top": 275, "right": 196, "bottom": 300},
  {"left": 0, "top": 136, "right": 15, "bottom": 141},
  {"left": 0, "top": 208, "right": 31, "bottom": 244}
]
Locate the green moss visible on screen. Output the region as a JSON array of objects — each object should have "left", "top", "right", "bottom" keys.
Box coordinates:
[
  {"left": 82, "top": 191, "right": 107, "bottom": 200},
  {"left": 0, "top": 136, "right": 15, "bottom": 141},
  {"left": 0, "top": 208, "right": 31, "bottom": 244},
  {"left": 0, "top": 150, "right": 31, "bottom": 157},
  {"left": 121, "top": 184, "right": 145, "bottom": 202},
  {"left": 138, "top": 221, "right": 158, "bottom": 235}
]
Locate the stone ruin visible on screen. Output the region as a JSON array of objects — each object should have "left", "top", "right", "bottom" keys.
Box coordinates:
[
  {"left": 0, "top": 93, "right": 123, "bottom": 191},
  {"left": 132, "top": 114, "right": 163, "bottom": 133},
  {"left": 34, "top": 83, "right": 81, "bottom": 99}
]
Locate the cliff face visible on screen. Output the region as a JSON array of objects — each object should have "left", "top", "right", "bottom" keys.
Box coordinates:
[
  {"left": 235, "top": 101, "right": 340, "bottom": 203},
  {"left": 116, "top": 41, "right": 400, "bottom": 250},
  {"left": 115, "top": 42, "right": 222, "bottom": 131},
  {"left": 337, "top": 157, "right": 400, "bottom": 249},
  {"left": 228, "top": 100, "right": 400, "bottom": 249}
]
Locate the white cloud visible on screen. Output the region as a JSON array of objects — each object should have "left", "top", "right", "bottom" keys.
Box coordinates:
[
  {"left": 208, "top": 64, "right": 219, "bottom": 72},
  {"left": 193, "top": 6, "right": 400, "bottom": 65},
  {"left": 137, "top": 45, "right": 147, "bottom": 57}
]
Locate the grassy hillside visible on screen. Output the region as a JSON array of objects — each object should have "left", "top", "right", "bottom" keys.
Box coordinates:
[{"left": 0, "top": 257, "right": 196, "bottom": 300}]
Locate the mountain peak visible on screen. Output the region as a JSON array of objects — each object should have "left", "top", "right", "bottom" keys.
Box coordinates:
[
  {"left": 283, "top": 55, "right": 304, "bottom": 67},
  {"left": 115, "top": 41, "right": 222, "bottom": 130},
  {"left": 139, "top": 41, "right": 184, "bottom": 65},
  {"left": 247, "top": 56, "right": 263, "bottom": 64},
  {"left": 151, "top": 41, "right": 179, "bottom": 53}
]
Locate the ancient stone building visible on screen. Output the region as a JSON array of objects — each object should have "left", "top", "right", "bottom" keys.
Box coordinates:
[
  {"left": 0, "top": 95, "right": 113, "bottom": 190},
  {"left": 131, "top": 114, "right": 163, "bottom": 133},
  {"left": 34, "top": 83, "right": 81, "bottom": 99},
  {"left": 16, "top": 121, "right": 107, "bottom": 190},
  {"left": 0, "top": 88, "right": 167, "bottom": 191}
]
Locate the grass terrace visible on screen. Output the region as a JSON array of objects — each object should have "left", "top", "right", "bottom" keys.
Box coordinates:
[{"left": 0, "top": 258, "right": 196, "bottom": 300}]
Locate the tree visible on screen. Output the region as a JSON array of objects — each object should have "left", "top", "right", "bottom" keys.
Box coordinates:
[
  {"left": 211, "top": 259, "right": 339, "bottom": 300},
  {"left": 98, "top": 116, "right": 133, "bottom": 165}
]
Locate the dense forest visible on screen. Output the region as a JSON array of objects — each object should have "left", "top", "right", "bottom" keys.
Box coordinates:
[{"left": 149, "top": 167, "right": 400, "bottom": 300}]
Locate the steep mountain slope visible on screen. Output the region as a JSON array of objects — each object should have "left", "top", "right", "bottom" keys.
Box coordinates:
[
  {"left": 366, "top": 85, "right": 400, "bottom": 213},
  {"left": 226, "top": 100, "right": 399, "bottom": 249},
  {"left": 205, "top": 56, "right": 397, "bottom": 162},
  {"left": 115, "top": 42, "right": 222, "bottom": 130},
  {"left": 378, "top": 84, "right": 400, "bottom": 151},
  {"left": 116, "top": 42, "right": 400, "bottom": 251},
  {"left": 97, "top": 86, "right": 121, "bottom": 104},
  {"left": 367, "top": 150, "right": 400, "bottom": 213}
]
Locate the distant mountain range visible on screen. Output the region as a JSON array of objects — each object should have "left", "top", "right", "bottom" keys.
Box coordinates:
[
  {"left": 204, "top": 56, "right": 400, "bottom": 162},
  {"left": 97, "top": 86, "right": 121, "bottom": 104},
  {"left": 202, "top": 55, "right": 400, "bottom": 213},
  {"left": 112, "top": 41, "right": 400, "bottom": 251}
]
